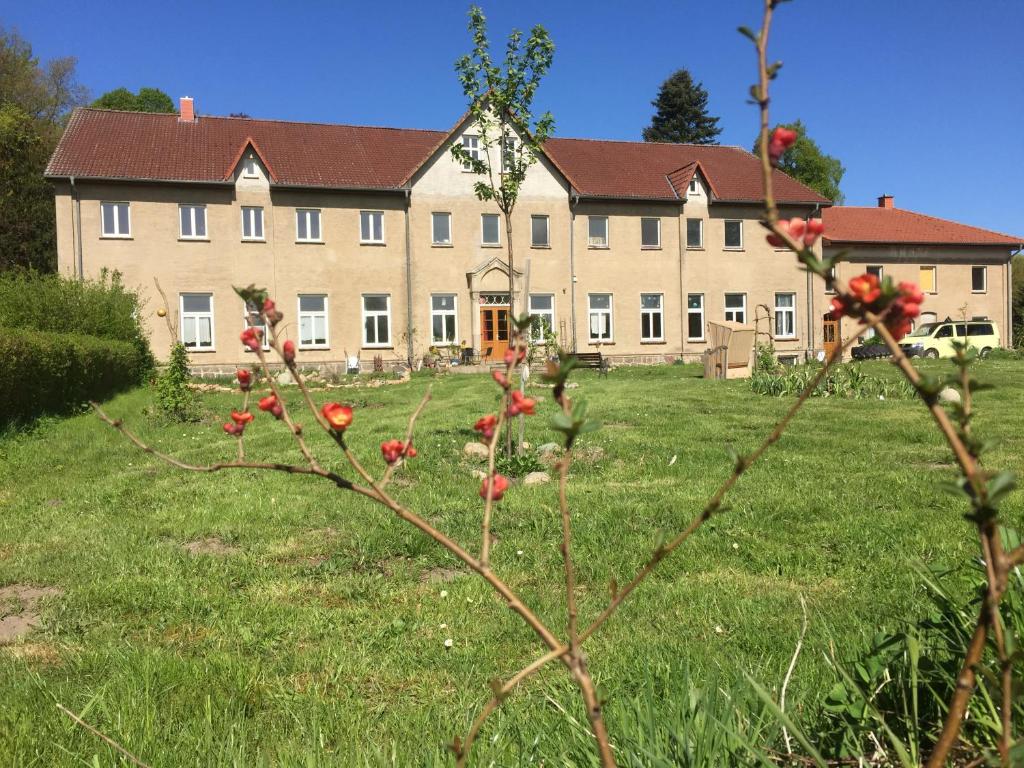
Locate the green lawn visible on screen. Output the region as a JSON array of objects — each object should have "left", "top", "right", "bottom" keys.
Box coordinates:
[{"left": 1, "top": 360, "right": 1022, "bottom": 765}]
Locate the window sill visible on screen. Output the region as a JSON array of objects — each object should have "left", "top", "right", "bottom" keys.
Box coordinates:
[
  {"left": 100, "top": 235, "right": 133, "bottom": 240},
  {"left": 640, "top": 340, "right": 666, "bottom": 345},
  {"left": 723, "top": 247, "right": 744, "bottom": 252},
  {"left": 481, "top": 243, "right": 502, "bottom": 248},
  {"left": 184, "top": 347, "right": 216, "bottom": 353},
  {"left": 298, "top": 345, "right": 330, "bottom": 351},
  {"left": 360, "top": 241, "right": 387, "bottom": 247},
  {"left": 687, "top": 338, "right": 706, "bottom": 344},
  {"left": 641, "top": 246, "right": 662, "bottom": 251},
  {"left": 241, "top": 239, "right": 266, "bottom": 244},
  {"left": 431, "top": 243, "right": 454, "bottom": 248},
  {"left": 178, "top": 238, "right": 210, "bottom": 242},
  {"left": 686, "top": 246, "right": 705, "bottom": 251},
  {"left": 775, "top": 337, "right": 799, "bottom": 342},
  {"left": 295, "top": 240, "right": 325, "bottom": 245},
  {"left": 588, "top": 245, "right": 610, "bottom": 250},
  {"left": 971, "top": 290, "right": 987, "bottom": 294},
  {"left": 531, "top": 244, "right": 551, "bottom": 249},
  {"left": 362, "top": 345, "right": 394, "bottom": 350},
  {"left": 587, "top": 340, "right": 614, "bottom": 345}
]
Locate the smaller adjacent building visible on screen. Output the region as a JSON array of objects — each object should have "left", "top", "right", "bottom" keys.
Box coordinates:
[{"left": 821, "top": 196, "right": 1021, "bottom": 355}]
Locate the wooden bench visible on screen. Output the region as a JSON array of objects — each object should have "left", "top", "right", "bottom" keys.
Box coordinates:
[{"left": 575, "top": 352, "right": 611, "bottom": 376}]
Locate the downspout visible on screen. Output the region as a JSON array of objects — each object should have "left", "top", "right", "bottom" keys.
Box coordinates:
[
  {"left": 71, "top": 175, "right": 84, "bottom": 280},
  {"left": 806, "top": 203, "right": 821, "bottom": 358},
  {"left": 569, "top": 192, "right": 578, "bottom": 353},
  {"left": 404, "top": 188, "right": 414, "bottom": 367}
]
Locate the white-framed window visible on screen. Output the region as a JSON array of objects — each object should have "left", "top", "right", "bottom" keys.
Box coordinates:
[
  {"left": 920, "top": 265, "right": 937, "bottom": 294},
  {"left": 774, "top": 292, "right": 796, "bottom": 339},
  {"left": 179, "top": 204, "right": 207, "bottom": 239},
  {"left": 242, "top": 157, "right": 259, "bottom": 178},
  {"left": 529, "top": 293, "right": 555, "bottom": 341},
  {"left": 686, "top": 218, "right": 703, "bottom": 248},
  {"left": 640, "top": 293, "right": 664, "bottom": 342},
  {"left": 241, "top": 206, "right": 264, "bottom": 240},
  {"left": 687, "top": 294, "right": 704, "bottom": 340},
  {"left": 297, "top": 294, "right": 329, "bottom": 349},
  {"left": 972, "top": 266, "right": 987, "bottom": 293},
  {"left": 431, "top": 212, "right": 452, "bottom": 245},
  {"left": 641, "top": 218, "right": 661, "bottom": 249},
  {"left": 296, "top": 208, "right": 322, "bottom": 242},
  {"left": 588, "top": 216, "right": 609, "bottom": 248},
  {"left": 362, "top": 294, "right": 391, "bottom": 347},
  {"left": 689, "top": 177, "right": 699, "bottom": 195},
  {"left": 481, "top": 213, "right": 500, "bottom": 246},
  {"left": 101, "top": 202, "right": 130, "bottom": 238},
  {"left": 501, "top": 134, "right": 516, "bottom": 172},
  {"left": 531, "top": 215, "right": 549, "bottom": 247},
  {"left": 725, "top": 293, "right": 746, "bottom": 323},
  {"left": 180, "top": 293, "right": 213, "bottom": 350},
  {"left": 724, "top": 220, "right": 743, "bottom": 250},
  {"left": 430, "top": 294, "right": 457, "bottom": 345},
  {"left": 867, "top": 265, "right": 883, "bottom": 279},
  {"left": 461, "top": 134, "right": 480, "bottom": 170},
  {"left": 825, "top": 265, "right": 837, "bottom": 294},
  {"left": 242, "top": 300, "right": 270, "bottom": 351},
  {"left": 588, "top": 293, "right": 613, "bottom": 342},
  {"left": 360, "top": 210, "right": 384, "bottom": 244}
]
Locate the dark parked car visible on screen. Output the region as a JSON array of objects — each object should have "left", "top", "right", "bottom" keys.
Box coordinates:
[{"left": 851, "top": 341, "right": 892, "bottom": 360}]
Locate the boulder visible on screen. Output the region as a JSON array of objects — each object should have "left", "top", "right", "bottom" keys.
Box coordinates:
[
  {"left": 463, "top": 441, "right": 490, "bottom": 460},
  {"left": 522, "top": 471, "right": 551, "bottom": 486},
  {"left": 938, "top": 387, "right": 962, "bottom": 406},
  {"left": 276, "top": 370, "right": 295, "bottom": 386}
]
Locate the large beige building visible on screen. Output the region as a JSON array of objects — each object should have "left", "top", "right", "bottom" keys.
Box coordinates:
[{"left": 45, "top": 99, "right": 1021, "bottom": 370}]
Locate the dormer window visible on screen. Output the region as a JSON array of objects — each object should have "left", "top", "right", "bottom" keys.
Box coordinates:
[
  {"left": 242, "top": 156, "right": 259, "bottom": 178},
  {"left": 689, "top": 176, "right": 700, "bottom": 195}
]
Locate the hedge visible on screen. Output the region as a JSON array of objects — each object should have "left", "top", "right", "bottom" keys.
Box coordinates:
[{"left": 0, "top": 327, "right": 150, "bottom": 425}]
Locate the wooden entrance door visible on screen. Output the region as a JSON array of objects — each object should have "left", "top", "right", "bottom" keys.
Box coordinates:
[
  {"left": 823, "top": 316, "right": 840, "bottom": 359},
  {"left": 480, "top": 306, "right": 509, "bottom": 362}
]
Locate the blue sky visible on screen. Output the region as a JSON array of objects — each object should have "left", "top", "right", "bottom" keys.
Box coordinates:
[{"left": 8, "top": 0, "right": 1023, "bottom": 235}]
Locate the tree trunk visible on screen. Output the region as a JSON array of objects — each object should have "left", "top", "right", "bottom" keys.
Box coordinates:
[{"left": 503, "top": 207, "right": 516, "bottom": 458}]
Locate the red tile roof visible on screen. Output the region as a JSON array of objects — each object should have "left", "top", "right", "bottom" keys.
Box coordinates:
[
  {"left": 46, "top": 109, "right": 445, "bottom": 189},
  {"left": 544, "top": 137, "right": 830, "bottom": 203},
  {"left": 47, "top": 108, "right": 830, "bottom": 204},
  {"left": 822, "top": 206, "right": 1023, "bottom": 247}
]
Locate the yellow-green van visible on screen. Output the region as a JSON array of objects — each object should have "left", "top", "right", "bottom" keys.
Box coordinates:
[{"left": 900, "top": 320, "right": 1001, "bottom": 359}]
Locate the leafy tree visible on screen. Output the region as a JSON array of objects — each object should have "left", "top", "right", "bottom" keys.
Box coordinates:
[
  {"left": 92, "top": 86, "right": 175, "bottom": 113},
  {"left": 642, "top": 69, "right": 721, "bottom": 144},
  {"left": 0, "top": 28, "right": 87, "bottom": 272},
  {"left": 1013, "top": 254, "right": 1024, "bottom": 348},
  {"left": 753, "top": 119, "right": 845, "bottom": 203},
  {"left": 451, "top": 5, "right": 555, "bottom": 328}
]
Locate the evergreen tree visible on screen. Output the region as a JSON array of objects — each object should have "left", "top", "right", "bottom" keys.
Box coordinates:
[{"left": 642, "top": 69, "right": 721, "bottom": 145}]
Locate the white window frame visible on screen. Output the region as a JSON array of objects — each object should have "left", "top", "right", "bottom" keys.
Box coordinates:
[
  {"left": 481, "top": 213, "right": 501, "bottom": 246},
  {"left": 588, "top": 216, "right": 609, "bottom": 248},
  {"left": 242, "top": 157, "right": 259, "bottom": 178},
  {"left": 528, "top": 293, "right": 555, "bottom": 341},
  {"left": 431, "top": 212, "right": 452, "bottom": 246},
  {"left": 686, "top": 218, "right": 703, "bottom": 249},
  {"left": 242, "top": 300, "right": 270, "bottom": 351},
  {"left": 641, "top": 218, "right": 661, "bottom": 249},
  {"left": 640, "top": 292, "right": 665, "bottom": 342},
  {"left": 920, "top": 265, "right": 938, "bottom": 294},
  {"left": 295, "top": 208, "right": 323, "bottom": 243},
  {"left": 360, "top": 210, "right": 384, "bottom": 244},
  {"left": 867, "top": 265, "right": 884, "bottom": 279},
  {"left": 689, "top": 177, "right": 699, "bottom": 194},
  {"left": 461, "top": 134, "right": 480, "bottom": 170},
  {"left": 531, "top": 215, "right": 550, "bottom": 247},
  {"left": 725, "top": 293, "right": 747, "bottom": 324},
  {"left": 687, "top": 294, "right": 705, "bottom": 341},
  {"left": 972, "top": 265, "right": 987, "bottom": 294},
  {"left": 774, "top": 292, "right": 797, "bottom": 340},
  {"left": 241, "top": 206, "right": 264, "bottom": 241},
  {"left": 179, "top": 293, "right": 214, "bottom": 350},
  {"left": 101, "top": 202, "right": 131, "bottom": 238},
  {"left": 587, "top": 293, "right": 613, "bottom": 342},
  {"left": 178, "top": 204, "right": 207, "bottom": 240},
  {"left": 362, "top": 294, "right": 392, "bottom": 348},
  {"left": 297, "top": 294, "right": 329, "bottom": 350},
  {"left": 501, "top": 134, "right": 516, "bottom": 173},
  {"left": 429, "top": 294, "right": 458, "bottom": 346},
  {"left": 724, "top": 220, "right": 744, "bottom": 250}
]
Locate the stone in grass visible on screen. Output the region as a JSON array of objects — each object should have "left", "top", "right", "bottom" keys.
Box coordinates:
[
  {"left": 470, "top": 469, "right": 487, "bottom": 479},
  {"left": 463, "top": 442, "right": 489, "bottom": 460},
  {"left": 277, "top": 370, "right": 295, "bottom": 386},
  {"left": 522, "top": 471, "right": 551, "bottom": 486},
  {"left": 938, "top": 387, "right": 962, "bottom": 406},
  {"left": 536, "top": 442, "right": 561, "bottom": 459}
]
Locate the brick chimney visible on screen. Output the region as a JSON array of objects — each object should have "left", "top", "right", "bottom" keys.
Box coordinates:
[
  {"left": 878, "top": 194, "right": 894, "bottom": 209},
  {"left": 179, "top": 96, "right": 195, "bottom": 122}
]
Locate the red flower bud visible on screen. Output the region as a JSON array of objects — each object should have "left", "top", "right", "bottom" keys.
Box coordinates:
[
  {"left": 406, "top": 446, "right": 417, "bottom": 458},
  {"left": 829, "top": 296, "right": 850, "bottom": 320},
  {"left": 766, "top": 217, "right": 806, "bottom": 248},
  {"left": 804, "top": 218, "right": 825, "bottom": 247},
  {"left": 492, "top": 370, "right": 509, "bottom": 389},
  {"left": 321, "top": 402, "right": 353, "bottom": 432},
  {"left": 236, "top": 369, "right": 252, "bottom": 391},
  {"left": 222, "top": 422, "right": 244, "bottom": 436},
  {"left": 262, "top": 297, "right": 283, "bottom": 326},
  {"left": 231, "top": 410, "right": 254, "bottom": 426},
  {"left": 897, "top": 281, "right": 925, "bottom": 306},
  {"left": 479, "top": 474, "right": 510, "bottom": 501},
  {"left": 849, "top": 273, "right": 882, "bottom": 305},
  {"left": 474, "top": 414, "right": 498, "bottom": 441},
  {"left": 503, "top": 347, "right": 526, "bottom": 366},
  {"left": 381, "top": 439, "right": 416, "bottom": 465},
  {"left": 241, "top": 326, "right": 263, "bottom": 352},
  {"left": 258, "top": 394, "right": 283, "bottom": 419},
  {"left": 768, "top": 126, "right": 798, "bottom": 164},
  {"left": 508, "top": 390, "right": 536, "bottom": 417},
  {"left": 283, "top": 340, "right": 296, "bottom": 365}
]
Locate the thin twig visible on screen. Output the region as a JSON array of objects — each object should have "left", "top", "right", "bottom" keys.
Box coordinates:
[
  {"left": 579, "top": 331, "right": 861, "bottom": 645},
  {"left": 380, "top": 387, "right": 433, "bottom": 488},
  {"left": 780, "top": 594, "right": 809, "bottom": 755},
  {"left": 57, "top": 703, "right": 152, "bottom": 768}
]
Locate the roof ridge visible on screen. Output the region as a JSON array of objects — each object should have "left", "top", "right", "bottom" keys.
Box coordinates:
[{"left": 548, "top": 135, "right": 745, "bottom": 150}]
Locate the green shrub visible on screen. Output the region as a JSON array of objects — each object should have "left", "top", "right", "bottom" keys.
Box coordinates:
[
  {"left": 495, "top": 450, "right": 544, "bottom": 478},
  {"left": 0, "top": 269, "right": 153, "bottom": 371},
  {"left": 154, "top": 342, "right": 199, "bottom": 422},
  {"left": 751, "top": 362, "right": 915, "bottom": 400},
  {"left": 0, "top": 327, "right": 149, "bottom": 425}
]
